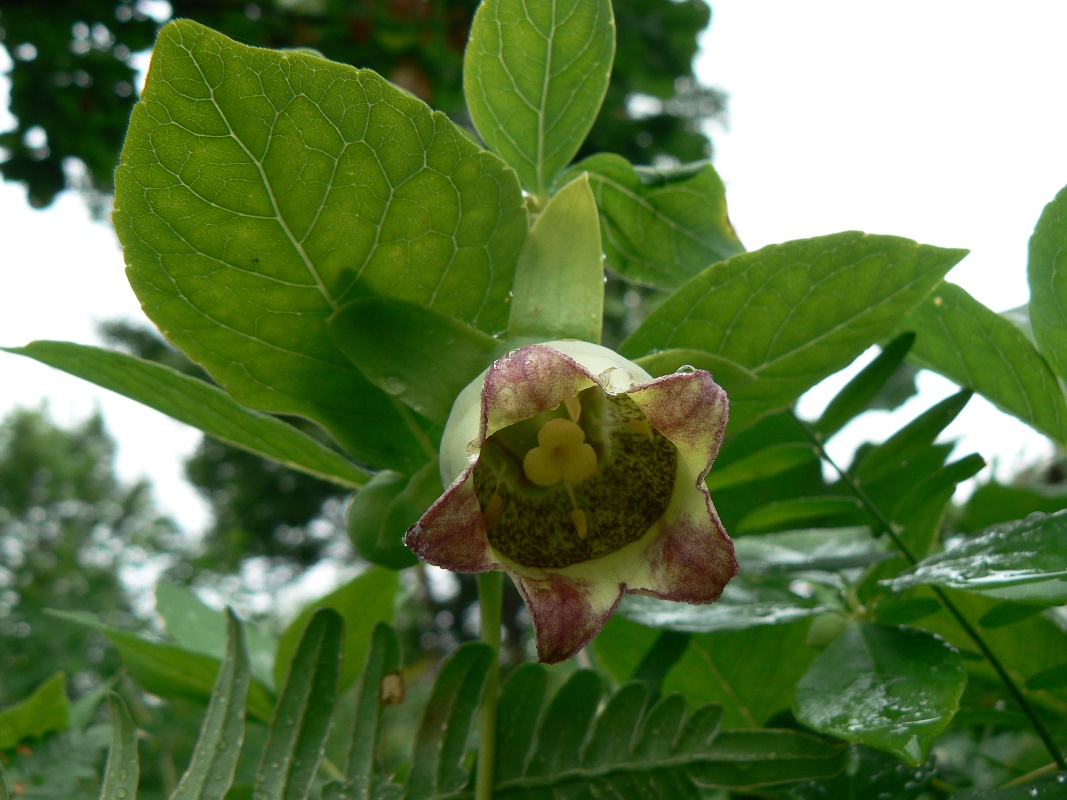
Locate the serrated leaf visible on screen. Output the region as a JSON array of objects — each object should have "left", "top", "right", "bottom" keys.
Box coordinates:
[
  {"left": 508, "top": 173, "right": 604, "bottom": 343},
  {"left": 564, "top": 155, "right": 745, "bottom": 289},
  {"left": 902, "top": 282, "right": 1067, "bottom": 444},
  {"left": 793, "top": 621, "right": 966, "bottom": 765},
  {"left": 406, "top": 642, "right": 493, "bottom": 800},
  {"left": 48, "top": 610, "right": 275, "bottom": 722},
  {"left": 886, "top": 510, "right": 1067, "bottom": 605},
  {"left": 735, "top": 496, "right": 863, "bottom": 534},
  {"left": 274, "top": 568, "right": 398, "bottom": 692},
  {"left": 115, "top": 20, "right": 526, "bottom": 471},
  {"left": 464, "top": 0, "right": 614, "bottom": 200},
  {"left": 489, "top": 671, "right": 845, "bottom": 797},
  {"left": 1028, "top": 183, "right": 1067, "bottom": 382},
  {"left": 704, "top": 442, "right": 816, "bottom": 491},
  {"left": 329, "top": 298, "right": 503, "bottom": 427},
  {"left": 0, "top": 672, "right": 70, "bottom": 749},
  {"left": 99, "top": 695, "right": 139, "bottom": 800},
  {"left": 4, "top": 341, "right": 368, "bottom": 488},
  {"left": 170, "top": 609, "right": 251, "bottom": 800},
  {"left": 623, "top": 232, "right": 966, "bottom": 434},
  {"left": 255, "top": 609, "right": 343, "bottom": 800},
  {"left": 812, "top": 332, "right": 915, "bottom": 439},
  {"left": 853, "top": 389, "right": 971, "bottom": 484}
]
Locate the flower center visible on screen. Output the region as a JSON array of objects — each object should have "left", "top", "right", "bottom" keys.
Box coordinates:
[{"left": 472, "top": 387, "right": 677, "bottom": 569}]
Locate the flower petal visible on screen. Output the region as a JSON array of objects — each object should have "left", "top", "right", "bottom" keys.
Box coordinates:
[
  {"left": 405, "top": 470, "right": 494, "bottom": 572},
  {"left": 513, "top": 572, "right": 624, "bottom": 664}
]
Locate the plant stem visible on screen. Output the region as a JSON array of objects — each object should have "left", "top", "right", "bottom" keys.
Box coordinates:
[
  {"left": 475, "top": 571, "right": 503, "bottom": 800},
  {"left": 792, "top": 412, "right": 1067, "bottom": 771}
]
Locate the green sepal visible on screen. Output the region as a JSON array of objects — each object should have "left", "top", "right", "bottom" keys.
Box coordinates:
[{"left": 346, "top": 462, "right": 442, "bottom": 570}]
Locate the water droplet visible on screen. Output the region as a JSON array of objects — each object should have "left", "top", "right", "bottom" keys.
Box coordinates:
[
  {"left": 380, "top": 376, "right": 407, "bottom": 396},
  {"left": 1056, "top": 772, "right": 1066, "bottom": 783},
  {"left": 116, "top": 791, "right": 128, "bottom": 799},
  {"left": 466, "top": 440, "right": 481, "bottom": 463},
  {"left": 1029, "top": 788, "right": 1039, "bottom": 797},
  {"left": 504, "top": 348, "right": 520, "bottom": 358},
  {"left": 117, "top": 770, "right": 127, "bottom": 781},
  {"left": 598, "top": 366, "right": 633, "bottom": 395},
  {"left": 674, "top": 364, "right": 697, "bottom": 374}
]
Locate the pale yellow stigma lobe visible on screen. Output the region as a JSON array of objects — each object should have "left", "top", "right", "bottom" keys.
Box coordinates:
[{"left": 522, "top": 417, "right": 598, "bottom": 487}]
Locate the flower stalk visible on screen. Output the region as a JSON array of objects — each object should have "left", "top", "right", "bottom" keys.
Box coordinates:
[{"left": 475, "top": 571, "right": 503, "bottom": 800}]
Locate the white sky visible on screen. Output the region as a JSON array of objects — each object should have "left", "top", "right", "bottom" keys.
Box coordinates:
[{"left": 2, "top": 2, "right": 1065, "bottom": 532}]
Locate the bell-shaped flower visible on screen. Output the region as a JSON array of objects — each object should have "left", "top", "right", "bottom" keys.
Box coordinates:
[{"left": 406, "top": 340, "right": 738, "bottom": 663}]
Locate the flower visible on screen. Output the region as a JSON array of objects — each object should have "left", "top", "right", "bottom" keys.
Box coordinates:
[{"left": 405, "top": 340, "right": 738, "bottom": 663}]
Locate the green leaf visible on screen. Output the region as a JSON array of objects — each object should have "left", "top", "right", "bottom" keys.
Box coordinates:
[
  {"left": 953, "top": 772, "right": 1067, "bottom": 799},
  {"left": 812, "top": 332, "right": 916, "bottom": 439},
  {"left": 779, "top": 744, "right": 936, "bottom": 800},
  {"left": 464, "top": 0, "right": 614, "bottom": 200},
  {"left": 115, "top": 20, "right": 526, "bottom": 471},
  {"left": 853, "top": 389, "right": 971, "bottom": 484},
  {"left": 0, "top": 762, "right": 9, "bottom": 800},
  {"left": 99, "top": 695, "right": 139, "bottom": 800},
  {"left": 705, "top": 442, "right": 817, "bottom": 491},
  {"left": 1025, "top": 662, "right": 1067, "bottom": 691},
  {"left": 977, "top": 603, "right": 1045, "bottom": 628},
  {"left": 255, "top": 609, "right": 343, "bottom": 800},
  {"left": 885, "top": 510, "right": 1067, "bottom": 605},
  {"left": 633, "top": 348, "right": 756, "bottom": 396},
  {"left": 735, "top": 496, "right": 863, "bottom": 534},
  {"left": 793, "top": 621, "right": 966, "bottom": 765},
  {"left": 345, "top": 470, "right": 420, "bottom": 570},
  {"left": 902, "top": 282, "right": 1067, "bottom": 444},
  {"left": 489, "top": 671, "right": 845, "bottom": 796},
  {"left": 507, "top": 173, "right": 604, "bottom": 343},
  {"left": 494, "top": 665, "right": 549, "bottom": 784},
  {"left": 623, "top": 232, "right": 966, "bottom": 434},
  {"left": 170, "top": 609, "right": 251, "bottom": 800},
  {"left": 406, "top": 642, "right": 493, "bottom": 800},
  {"left": 156, "top": 582, "right": 277, "bottom": 689},
  {"left": 4, "top": 341, "right": 368, "bottom": 488},
  {"left": 1028, "top": 182, "right": 1067, "bottom": 381},
  {"left": 0, "top": 672, "right": 70, "bottom": 749},
  {"left": 274, "top": 568, "right": 398, "bottom": 692},
  {"left": 329, "top": 298, "right": 502, "bottom": 427},
  {"left": 631, "top": 631, "right": 693, "bottom": 702},
  {"left": 567, "top": 154, "right": 745, "bottom": 288},
  {"left": 48, "top": 610, "right": 275, "bottom": 722},
  {"left": 333, "top": 623, "right": 403, "bottom": 800}
]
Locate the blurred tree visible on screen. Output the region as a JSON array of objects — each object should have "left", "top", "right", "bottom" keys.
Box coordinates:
[
  {"left": 0, "top": 407, "right": 184, "bottom": 704},
  {"left": 0, "top": 0, "right": 725, "bottom": 208}
]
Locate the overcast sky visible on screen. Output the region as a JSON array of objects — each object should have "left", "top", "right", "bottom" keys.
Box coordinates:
[{"left": 2, "top": 1, "right": 1066, "bottom": 531}]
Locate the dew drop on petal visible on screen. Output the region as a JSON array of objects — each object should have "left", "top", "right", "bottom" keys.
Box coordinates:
[
  {"left": 466, "top": 439, "right": 481, "bottom": 463},
  {"left": 598, "top": 366, "right": 633, "bottom": 396},
  {"left": 675, "top": 364, "right": 697, "bottom": 374}
]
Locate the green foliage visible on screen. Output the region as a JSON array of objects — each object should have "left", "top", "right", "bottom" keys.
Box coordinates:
[
  {"left": 99, "top": 695, "right": 139, "bottom": 800},
  {"left": 1028, "top": 183, "right": 1067, "bottom": 383},
  {"left": 0, "top": 672, "right": 70, "bottom": 750}
]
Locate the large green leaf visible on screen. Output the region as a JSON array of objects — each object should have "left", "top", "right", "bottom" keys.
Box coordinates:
[
  {"left": 886, "top": 510, "right": 1067, "bottom": 605},
  {"left": 901, "top": 282, "right": 1067, "bottom": 444},
  {"left": 274, "top": 568, "right": 398, "bottom": 692},
  {"left": 99, "top": 695, "right": 139, "bottom": 800},
  {"left": 170, "top": 610, "right": 251, "bottom": 800},
  {"left": 1028, "top": 183, "right": 1067, "bottom": 381},
  {"left": 255, "top": 609, "right": 343, "bottom": 800},
  {"left": 507, "top": 173, "right": 604, "bottom": 343},
  {"left": 489, "top": 672, "right": 845, "bottom": 796},
  {"left": 4, "top": 341, "right": 368, "bottom": 488},
  {"left": 115, "top": 20, "right": 526, "bottom": 471},
  {"left": 623, "top": 232, "right": 966, "bottom": 433},
  {"left": 793, "top": 621, "right": 966, "bottom": 766},
  {"left": 464, "top": 0, "right": 614, "bottom": 200},
  {"left": 0, "top": 672, "right": 70, "bottom": 749},
  {"left": 567, "top": 154, "right": 744, "bottom": 288}
]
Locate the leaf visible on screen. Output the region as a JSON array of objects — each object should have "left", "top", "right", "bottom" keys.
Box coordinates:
[
  {"left": 464, "top": 0, "right": 614, "bottom": 200},
  {"left": 274, "top": 568, "right": 398, "bottom": 693},
  {"left": 332, "top": 623, "right": 403, "bottom": 800},
  {"left": 4, "top": 341, "right": 368, "bottom": 488},
  {"left": 954, "top": 772, "right": 1067, "bottom": 800},
  {"left": 48, "top": 610, "right": 275, "bottom": 722},
  {"left": 170, "top": 609, "right": 251, "bottom": 800},
  {"left": 99, "top": 695, "right": 139, "bottom": 800},
  {"left": 780, "top": 744, "right": 936, "bottom": 800},
  {"left": 0, "top": 672, "right": 70, "bottom": 749},
  {"left": 329, "top": 298, "right": 502, "bottom": 427},
  {"left": 255, "top": 609, "right": 343, "bottom": 800},
  {"left": 885, "top": 510, "right": 1067, "bottom": 605},
  {"left": 812, "top": 332, "right": 916, "bottom": 439},
  {"left": 489, "top": 672, "right": 845, "bottom": 796},
  {"left": 1028, "top": 182, "right": 1067, "bottom": 381},
  {"left": 114, "top": 20, "right": 526, "bottom": 471},
  {"left": 634, "top": 348, "right": 756, "bottom": 396},
  {"left": 494, "top": 665, "right": 550, "bottom": 783},
  {"left": 623, "top": 232, "right": 966, "bottom": 434},
  {"left": 1025, "top": 662, "right": 1067, "bottom": 691},
  {"left": 406, "top": 642, "right": 493, "bottom": 800},
  {"left": 735, "top": 496, "right": 863, "bottom": 534},
  {"left": 704, "top": 442, "right": 817, "bottom": 491},
  {"left": 977, "top": 603, "right": 1045, "bottom": 628},
  {"left": 156, "top": 582, "right": 277, "bottom": 689},
  {"left": 345, "top": 470, "right": 420, "bottom": 570},
  {"left": 507, "top": 173, "right": 604, "bottom": 343},
  {"left": 0, "top": 763, "right": 8, "bottom": 800},
  {"left": 901, "top": 282, "right": 1067, "bottom": 444},
  {"left": 567, "top": 154, "right": 744, "bottom": 288},
  {"left": 793, "top": 621, "right": 966, "bottom": 765}
]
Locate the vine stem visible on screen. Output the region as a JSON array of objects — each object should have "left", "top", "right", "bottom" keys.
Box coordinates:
[
  {"left": 475, "top": 571, "right": 503, "bottom": 800},
  {"left": 791, "top": 412, "right": 1067, "bottom": 771}
]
